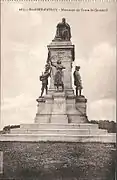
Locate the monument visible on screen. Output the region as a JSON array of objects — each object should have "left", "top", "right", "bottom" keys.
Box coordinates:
[
  {"left": 0, "top": 18, "right": 115, "bottom": 143},
  {"left": 34, "top": 18, "right": 88, "bottom": 125}
]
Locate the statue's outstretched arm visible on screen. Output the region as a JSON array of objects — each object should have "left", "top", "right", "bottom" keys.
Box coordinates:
[
  {"left": 42, "top": 72, "right": 50, "bottom": 78},
  {"left": 51, "top": 62, "right": 56, "bottom": 68}
]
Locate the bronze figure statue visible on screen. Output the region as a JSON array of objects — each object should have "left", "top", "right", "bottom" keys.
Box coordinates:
[
  {"left": 73, "top": 66, "right": 83, "bottom": 96},
  {"left": 51, "top": 60, "right": 65, "bottom": 91},
  {"left": 39, "top": 63, "right": 51, "bottom": 97},
  {"left": 54, "top": 18, "right": 71, "bottom": 41}
]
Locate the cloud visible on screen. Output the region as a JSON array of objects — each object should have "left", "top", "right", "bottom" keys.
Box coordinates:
[
  {"left": 1, "top": 3, "right": 43, "bottom": 44},
  {"left": 1, "top": 94, "right": 36, "bottom": 129},
  {"left": 72, "top": 42, "right": 116, "bottom": 122},
  {"left": 82, "top": 42, "right": 116, "bottom": 121},
  {"left": 83, "top": 42, "right": 116, "bottom": 101},
  {"left": 1, "top": 94, "right": 34, "bottom": 110},
  {"left": 87, "top": 99, "right": 116, "bottom": 121}
]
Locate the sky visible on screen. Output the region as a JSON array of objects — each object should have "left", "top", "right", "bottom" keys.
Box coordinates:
[{"left": 1, "top": 0, "right": 116, "bottom": 129}]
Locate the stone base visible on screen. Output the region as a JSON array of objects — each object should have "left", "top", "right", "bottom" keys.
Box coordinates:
[
  {"left": 68, "top": 115, "right": 88, "bottom": 123},
  {"left": 35, "top": 114, "right": 51, "bottom": 123},
  {"left": 10, "top": 128, "right": 108, "bottom": 136},
  {"left": 0, "top": 133, "right": 116, "bottom": 143},
  {"left": 35, "top": 93, "right": 88, "bottom": 124},
  {"left": 1, "top": 123, "right": 115, "bottom": 143},
  {"left": 20, "top": 123, "right": 99, "bottom": 129},
  {"left": 4, "top": 92, "right": 115, "bottom": 143},
  {"left": 51, "top": 115, "right": 68, "bottom": 124}
]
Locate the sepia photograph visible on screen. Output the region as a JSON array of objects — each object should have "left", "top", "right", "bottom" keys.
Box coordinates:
[{"left": 0, "top": 0, "right": 116, "bottom": 179}]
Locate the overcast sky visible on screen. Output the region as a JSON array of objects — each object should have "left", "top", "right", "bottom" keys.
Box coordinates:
[{"left": 1, "top": 0, "right": 116, "bottom": 129}]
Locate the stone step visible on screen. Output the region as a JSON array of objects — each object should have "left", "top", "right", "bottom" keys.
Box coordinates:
[
  {"left": 10, "top": 128, "right": 107, "bottom": 135},
  {"left": 0, "top": 133, "right": 116, "bottom": 143},
  {"left": 20, "top": 123, "right": 99, "bottom": 130}
]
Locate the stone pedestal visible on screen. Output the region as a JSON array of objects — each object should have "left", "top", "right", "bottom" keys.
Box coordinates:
[
  {"left": 34, "top": 95, "right": 53, "bottom": 123},
  {"left": 35, "top": 93, "right": 88, "bottom": 124},
  {"left": 66, "top": 95, "right": 88, "bottom": 123},
  {"left": 76, "top": 96, "right": 87, "bottom": 115},
  {"left": 51, "top": 92, "right": 68, "bottom": 124}
]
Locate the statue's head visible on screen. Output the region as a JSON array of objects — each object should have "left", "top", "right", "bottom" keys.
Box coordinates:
[
  {"left": 76, "top": 66, "right": 80, "bottom": 70},
  {"left": 62, "top": 18, "right": 66, "bottom": 24},
  {"left": 57, "top": 60, "right": 61, "bottom": 64},
  {"left": 45, "top": 63, "right": 50, "bottom": 67},
  {"left": 45, "top": 63, "right": 50, "bottom": 71}
]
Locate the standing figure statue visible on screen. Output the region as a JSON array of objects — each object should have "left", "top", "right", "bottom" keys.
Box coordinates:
[
  {"left": 54, "top": 18, "right": 71, "bottom": 41},
  {"left": 51, "top": 60, "right": 65, "bottom": 91},
  {"left": 39, "top": 63, "right": 51, "bottom": 97},
  {"left": 73, "top": 66, "right": 83, "bottom": 96}
]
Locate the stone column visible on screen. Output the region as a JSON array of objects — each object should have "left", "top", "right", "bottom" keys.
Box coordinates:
[{"left": 47, "top": 41, "right": 74, "bottom": 95}]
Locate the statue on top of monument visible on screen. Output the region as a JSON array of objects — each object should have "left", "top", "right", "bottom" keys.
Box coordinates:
[
  {"left": 73, "top": 66, "right": 83, "bottom": 96},
  {"left": 54, "top": 18, "right": 71, "bottom": 41},
  {"left": 51, "top": 60, "right": 65, "bottom": 91},
  {"left": 39, "top": 63, "right": 51, "bottom": 97}
]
